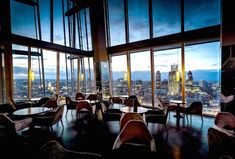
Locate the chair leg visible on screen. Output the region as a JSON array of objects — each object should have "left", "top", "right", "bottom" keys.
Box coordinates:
[
  {"left": 186, "top": 114, "right": 189, "bottom": 124},
  {"left": 66, "top": 109, "right": 68, "bottom": 116},
  {"left": 61, "top": 120, "right": 64, "bottom": 128},
  {"left": 201, "top": 114, "right": 203, "bottom": 123}
]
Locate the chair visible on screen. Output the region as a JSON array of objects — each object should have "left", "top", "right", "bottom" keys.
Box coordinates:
[
  {"left": 40, "top": 140, "right": 103, "bottom": 159},
  {"left": 0, "top": 103, "right": 16, "bottom": 115},
  {"left": 33, "top": 97, "right": 50, "bottom": 107},
  {"left": 101, "top": 102, "right": 122, "bottom": 122},
  {"left": 120, "top": 112, "right": 144, "bottom": 131},
  {"left": 0, "top": 113, "right": 32, "bottom": 137},
  {"left": 110, "top": 97, "right": 123, "bottom": 104},
  {"left": 125, "top": 98, "right": 141, "bottom": 107},
  {"left": 87, "top": 94, "right": 98, "bottom": 105},
  {"left": 112, "top": 120, "right": 156, "bottom": 152},
  {"left": 76, "top": 100, "right": 95, "bottom": 119},
  {"left": 31, "top": 105, "right": 64, "bottom": 131},
  {"left": 178, "top": 101, "right": 203, "bottom": 124},
  {"left": 124, "top": 95, "right": 138, "bottom": 104},
  {"left": 207, "top": 112, "right": 235, "bottom": 159},
  {"left": 144, "top": 105, "right": 169, "bottom": 129},
  {"left": 8, "top": 98, "right": 32, "bottom": 110},
  {"left": 43, "top": 98, "right": 58, "bottom": 109},
  {"left": 75, "top": 92, "right": 86, "bottom": 101},
  {"left": 65, "top": 97, "right": 78, "bottom": 116}
]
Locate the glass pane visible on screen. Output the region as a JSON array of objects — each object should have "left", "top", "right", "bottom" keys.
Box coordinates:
[
  {"left": 130, "top": 51, "right": 151, "bottom": 106},
  {"left": 154, "top": 48, "right": 182, "bottom": 106},
  {"left": 12, "top": 45, "right": 28, "bottom": 100},
  {"left": 31, "top": 48, "right": 44, "bottom": 98},
  {"left": 60, "top": 53, "right": 68, "bottom": 96},
  {"left": 39, "top": 0, "right": 50, "bottom": 42},
  {"left": 111, "top": 55, "right": 128, "bottom": 96},
  {"left": 185, "top": 42, "right": 221, "bottom": 116},
  {"left": 89, "top": 58, "right": 96, "bottom": 93},
  {"left": 153, "top": 0, "right": 181, "bottom": 37},
  {"left": 54, "top": 0, "right": 64, "bottom": 45},
  {"left": 86, "top": 8, "right": 93, "bottom": 51},
  {"left": 128, "top": 0, "right": 149, "bottom": 42},
  {"left": 0, "top": 52, "right": 6, "bottom": 103},
  {"left": 11, "top": 0, "right": 36, "bottom": 38},
  {"left": 44, "top": 50, "right": 57, "bottom": 97},
  {"left": 185, "top": 0, "right": 220, "bottom": 31},
  {"left": 108, "top": 0, "right": 126, "bottom": 46},
  {"left": 101, "top": 61, "right": 110, "bottom": 100}
]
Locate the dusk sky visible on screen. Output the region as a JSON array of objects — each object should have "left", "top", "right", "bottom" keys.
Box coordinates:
[{"left": 10, "top": 0, "right": 221, "bottom": 79}]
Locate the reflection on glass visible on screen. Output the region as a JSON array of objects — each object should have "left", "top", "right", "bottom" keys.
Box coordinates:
[
  {"left": 128, "top": 0, "right": 149, "bottom": 42},
  {"left": 130, "top": 51, "right": 151, "bottom": 106},
  {"left": 54, "top": 0, "right": 64, "bottom": 45},
  {"left": 153, "top": 0, "right": 181, "bottom": 37},
  {"left": 38, "top": 0, "right": 50, "bottom": 42},
  {"left": 111, "top": 55, "right": 128, "bottom": 96},
  {"left": 108, "top": 0, "right": 126, "bottom": 46},
  {"left": 184, "top": 0, "right": 220, "bottom": 31},
  {"left": 185, "top": 42, "right": 221, "bottom": 116},
  {"left": 154, "top": 48, "right": 182, "bottom": 106}
]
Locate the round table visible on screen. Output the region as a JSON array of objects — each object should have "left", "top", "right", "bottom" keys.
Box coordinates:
[
  {"left": 13, "top": 107, "right": 50, "bottom": 117},
  {"left": 120, "top": 106, "right": 149, "bottom": 114}
]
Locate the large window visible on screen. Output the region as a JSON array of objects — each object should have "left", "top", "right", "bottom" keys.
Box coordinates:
[
  {"left": 12, "top": 45, "right": 29, "bottom": 100},
  {"left": 11, "top": 0, "right": 36, "bottom": 39},
  {"left": 111, "top": 55, "right": 128, "bottom": 96},
  {"left": 54, "top": 0, "right": 64, "bottom": 45},
  {"left": 60, "top": 53, "right": 68, "bottom": 96},
  {"left": 107, "top": 0, "right": 126, "bottom": 46},
  {"left": 152, "top": 0, "right": 181, "bottom": 37},
  {"left": 130, "top": 51, "right": 151, "bottom": 106},
  {"left": 154, "top": 48, "right": 182, "bottom": 105},
  {"left": 43, "top": 50, "right": 57, "bottom": 97},
  {"left": 38, "top": 0, "right": 50, "bottom": 42},
  {"left": 128, "top": 0, "right": 149, "bottom": 42},
  {"left": 184, "top": 0, "right": 220, "bottom": 31},
  {"left": 185, "top": 42, "right": 221, "bottom": 115}
]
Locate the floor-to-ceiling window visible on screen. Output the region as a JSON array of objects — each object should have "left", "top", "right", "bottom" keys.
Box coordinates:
[
  {"left": 12, "top": 45, "right": 29, "bottom": 100},
  {"left": 154, "top": 48, "right": 182, "bottom": 106},
  {"left": 111, "top": 55, "right": 128, "bottom": 96},
  {"left": 185, "top": 42, "right": 221, "bottom": 115},
  {"left": 130, "top": 51, "right": 152, "bottom": 106}
]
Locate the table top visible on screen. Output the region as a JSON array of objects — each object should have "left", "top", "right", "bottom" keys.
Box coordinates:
[
  {"left": 13, "top": 107, "right": 50, "bottom": 116},
  {"left": 170, "top": 100, "right": 186, "bottom": 104},
  {"left": 120, "top": 106, "right": 149, "bottom": 114}
]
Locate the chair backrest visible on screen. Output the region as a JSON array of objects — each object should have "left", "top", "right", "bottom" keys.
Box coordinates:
[
  {"left": 214, "top": 112, "right": 235, "bottom": 129},
  {"left": 75, "top": 92, "right": 85, "bottom": 100},
  {"left": 8, "top": 98, "right": 17, "bottom": 110},
  {"left": 101, "top": 103, "right": 122, "bottom": 121},
  {"left": 44, "top": 98, "right": 58, "bottom": 109},
  {"left": 144, "top": 106, "right": 169, "bottom": 125},
  {"left": 87, "top": 94, "right": 98, "bottom": 101},
  {"left": 53, "top": 105, "right": 65, "bottom": 124},
  {"left": 111, "top": 97, "right": 123, "bottom": 104},
  {"left": 76, "top": 101, "right": 93, "bottom": 112},
  {"left": 0, "top": 113, "right": 15, "bottom": 131},
  {"left": 113, "top": 120, "right": 156, "bottom": 152},
  {"left": 36, "top": 97, "right": 50, "bottom": 107},
  {"left": 125, "top": 99, "right": 141, "bottom": 107},
  {"left": 120, "top": 112, "right": 144, "bottom": 130},
  {"left": 65, "top": 97, "right": 72, "bottom": 105},
  {"left": 187, "top": 101, "right": 203, "bottom": 114}
]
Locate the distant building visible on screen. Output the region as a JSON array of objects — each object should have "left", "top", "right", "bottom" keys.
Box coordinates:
[
  {"left": 186, "top": 71, "right": 194, "bottom": 86},
  {"left": 156, "top": 70, "right": 161, "bottom": 89},
  {"left": 168, "top": 64, "right": 180, "bottom": 96}
]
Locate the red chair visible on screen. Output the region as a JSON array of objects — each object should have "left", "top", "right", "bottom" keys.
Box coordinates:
[
  {"left": 120, "top": 112, "right": 144, "bottom": 131},
  {"left": 75, "top": 92, "right": 85, "bottom": 101}
]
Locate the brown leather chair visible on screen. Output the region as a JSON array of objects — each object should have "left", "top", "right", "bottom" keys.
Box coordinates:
[
  {"left": 0, "top": 113, "right": 32, "bottom": 137},
  {"left": 43, "top": 98, "right": 58, "bottom": 109},
  {"left": 120, "top": 112, "right": 144, "bottom": 131},
  {"left": 112, "top": 120, "right": 156, "bottom": 152},
  {"left": 8, "top": 98, "right": 32, "bottom": 110},
  {"left": 214, "top": 112, "right": 235, "bottom": 130},
  {"left": 76, "top": 101, "right": 95, "bottom": 119},
  {"left": 75, "top": 92, "right": 86, "bottom": 101},
  {"left": 125, "top": 99, "right": 141, "bottom": 107},
  {"left": 87, "top": 94, "right": 98, "bottom": 105},
  {"left": 179, "top": 101, "right": 203, "bottom": 124},
  {"left": 33, "top": 97, "right": 50, "bottom": 107},
  {"left": 110, "top": 97, "right": 123, "bottom": 104}
]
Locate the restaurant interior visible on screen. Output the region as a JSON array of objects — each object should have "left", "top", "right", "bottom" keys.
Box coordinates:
[{"left": 0, "top": 0, "right": 235, "bottom": 158}]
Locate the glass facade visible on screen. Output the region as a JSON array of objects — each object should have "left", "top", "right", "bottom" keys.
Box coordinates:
[{"left": 130, "top": 51, "right": 152, "bottom": 106}]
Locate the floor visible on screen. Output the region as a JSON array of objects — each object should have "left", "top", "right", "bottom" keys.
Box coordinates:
[{"left": 0, "top": 107, "right": 215, "bottom": 159}]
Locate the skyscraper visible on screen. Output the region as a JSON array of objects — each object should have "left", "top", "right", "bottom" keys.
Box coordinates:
[
  {"left": 168, "top": 64, "right": 180, "bottom": 96},
  {"left": 156, "top": 70, "right": 161, "bottom": 89}
]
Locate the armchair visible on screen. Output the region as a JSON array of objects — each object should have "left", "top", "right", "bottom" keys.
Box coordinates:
[
  {"left": 8, "top": 98, "right": 32, "bottom": 110},
  {"left": 75, "top": 92, "right": 86, "bottom": 101},
  {"left": 0, "top": 113, "right": 32, "bottom": 137},
  {"left": 31, "top": 105, "right": 64, "bottom": 132},
  {"left": 65, "top": 97, "right": 78, "bottom": 116},
  {"left": 120, "top": 112, "right": 144, "bottom": 131},
  {"left": 101, "top": 102, "right": 122, "bottom": 122},
  {"left": 76, "top": 101, "right": 95, "bottom": 119}
]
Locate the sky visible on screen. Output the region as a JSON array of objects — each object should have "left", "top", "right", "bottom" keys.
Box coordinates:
[{"left": 10, "top": 0, "right": 221, "bottom": 79}]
